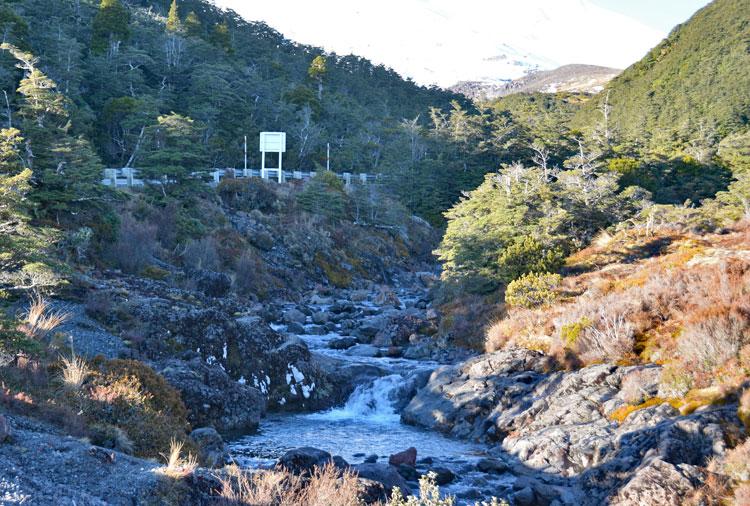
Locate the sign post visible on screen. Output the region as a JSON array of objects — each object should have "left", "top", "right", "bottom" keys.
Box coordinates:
[{"left": 259, "top": 132, "right": 286, "bottom": 183}]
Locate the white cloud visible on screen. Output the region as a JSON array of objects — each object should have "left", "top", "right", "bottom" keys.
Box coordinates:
[{"left": 215, "top": 0, "right": 665, "bottom": 86}]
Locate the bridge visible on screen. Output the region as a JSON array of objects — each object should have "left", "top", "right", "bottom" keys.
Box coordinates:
[{"left": 101, "top": 167, "right": 383, "bottom": 188}]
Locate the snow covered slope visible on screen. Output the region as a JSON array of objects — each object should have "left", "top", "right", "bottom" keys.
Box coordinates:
[{"left": 217, "top": 0, "right": 664, "bottom": 87}]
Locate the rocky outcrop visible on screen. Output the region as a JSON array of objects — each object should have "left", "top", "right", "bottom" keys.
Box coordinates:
[
  {"left": 402, "top": 347, "right": 740, "bottom": 504},
  {"left": 157, "top": 358, "right": 265, "bottom": 434}
]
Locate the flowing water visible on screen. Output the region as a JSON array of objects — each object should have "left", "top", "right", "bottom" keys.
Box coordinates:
[{"left": 229, "top": 287, "right": 512, "bottom": 500}]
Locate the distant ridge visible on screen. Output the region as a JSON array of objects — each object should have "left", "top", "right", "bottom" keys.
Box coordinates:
[{"left": 450, "top": 64, "right": 621, "bottom": 101}]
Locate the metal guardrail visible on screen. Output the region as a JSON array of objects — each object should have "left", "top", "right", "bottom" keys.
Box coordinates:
[{"left": 101, "top": 168, "right": 382, "bottom": 188}]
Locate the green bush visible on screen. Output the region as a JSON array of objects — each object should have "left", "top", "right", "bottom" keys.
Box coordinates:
[
  {"left": 505, "top": 272, "right": 562, "bottom": 308},
  {"left": 497, "top": 237, "right": 565, "bottom": 285},
  {"left": 296, "top": 172, "right": 350, "bottom": 220}
]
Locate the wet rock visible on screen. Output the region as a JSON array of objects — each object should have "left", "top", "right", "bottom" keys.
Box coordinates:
[
  {"left": 195, "top": 270, "right": 231, "bottom": 298},
  {"left": 329, "top": 337, "right": 358, "bottom": 350},
  {"left": 431, "top": 467, "right": 455, "bottom": 485},
  {"left": 397, "top": 463, "right": 419, "bottom": 481},
  {"left": 157, "top": 358, "right": 265, "bottom": 433},
  {"left": 283, "top": 308, "right": 307, "bottom": 325},
  {"left": 385, "top": 346, "right": 402, "bottom": 358},
  {"left": 389, "top": 447, "right": 417, "bottom": 467},
  {"left": 277, "top": 447, "right": 337, "bottom": 475},
  {"left": 311, "top": 311, "right": 329, "bottom": 325},
  {"left": 190, "top": 427, "right": 227, "bottom": 468},
  {"left": 353, "top": 463, "right": 411, "bottom": 496},
  {"left": 477, "top": 458, "right": 509, "bottom": 474},
  {"left": 364, "top": 454, "right": 378, "bottom": 463},
  {"left": 347, "top": 344, "right": 380, "bottom": 357},
  {"left": 286, "top": 322, "right": 306, "bottom": 334},
  {"left": 330, "top": 302, "right": 356, "bottom": 314}
]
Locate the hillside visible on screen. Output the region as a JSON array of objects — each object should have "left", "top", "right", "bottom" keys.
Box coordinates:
[
  {"left": 452, "top": 64, "right": 621, "bottom": 101},
  {"left": 574, "top": 0, "right": 750, "bottom": 152}
]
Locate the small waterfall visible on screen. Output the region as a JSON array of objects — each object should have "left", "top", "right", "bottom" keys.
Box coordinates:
[{"left": 308, "top": 374, "right": 404, "bottom": 423}]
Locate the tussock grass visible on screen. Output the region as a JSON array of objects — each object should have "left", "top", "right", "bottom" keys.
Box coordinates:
[
  {"left": 19, "top": 295, "right": 70, "bottom": 340},
  {"left": 158, "top": 438, "right": 198, "bottom": 478},
  {"left": 59, "top": 353, "right": 90, "bottom": 390}
]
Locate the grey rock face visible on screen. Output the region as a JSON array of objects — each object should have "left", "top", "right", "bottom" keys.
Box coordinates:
[
  {"left": 402, "top": 347, "right": 739, "bottom": 503},
  {"left": 157, "top": 358, "right": 265, "bottom": 434}
]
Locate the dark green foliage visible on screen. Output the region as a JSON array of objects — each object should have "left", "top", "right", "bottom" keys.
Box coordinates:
[
  {"left": 141, "top": 113, "right": 208, "bottom": 194},
  {"left": 296, "top": 171, "right": 348, "bottom": 219},
  {"left": 574, "top": 0, "right": 750, "bottom": 153},
  {"left": 497, "top": 237, "right": 565, "bottom": 285},
  {"left": 435, "top": 161, "right": 647, "bottom": 294},
  {"left": 91, "top": 0, "right": 130, "bottom": 54}
]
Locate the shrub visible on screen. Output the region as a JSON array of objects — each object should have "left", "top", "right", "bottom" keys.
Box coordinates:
[
  {"left": 85, "top": 358, "right": 190, "bottom": 458},
  {"left": 505, "top": 272, "right": 562, "bottom": 309},
  {"left": 106, "top": 214, "right": 158, "bottom": 274},
  {"left": 389, "top": 472, "right": 506, "bottom": 506},
  {"left": 574, "top": 311, "right": 635, "bottom": 364},
  {"left": 297, "top": 172, "right": 350, "bottom": 220},
  {"left": 497, "top": 237, "right": 566, "bottom": 285},
  {"left": 218, "top": 178, "right": 279, "bottom": 213},
  {"left": 182, "top": 236, "right": 221, "bottom": 271},
  {"left": 84, "top": 291, "right": 112, "bottom": 322},
  {"left": 620, "top": 369, "right": 657, "bottom": 405},
  {"left": 677, "top": 305, "right": 750, "bottom": 378},
  {"left": 720, "top": 439, "right": 750, "bottom": 481}
]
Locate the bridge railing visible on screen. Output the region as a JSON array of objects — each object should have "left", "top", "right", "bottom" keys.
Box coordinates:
[{"left": 102, "top": 168, "right": 383, "bottom": 188}]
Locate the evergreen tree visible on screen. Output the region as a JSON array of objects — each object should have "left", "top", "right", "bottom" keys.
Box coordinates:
[
  {"left": 308, "top": 55, "right": 327, "bottom": 100},
  {"left": 166, "top": 0, "right": 181, "bottom": 33},
  {"left": 184, "top": 11, "right": 202, "bottom": 37},
  {"left": 208, "top": 22, "right": 232, "bottom": 53},
  {"left": 2, "top": 43, "right": 104, "bottom": 224},
  {"left": 91, "top": 0, "right": 130, "bottom": 54},
  {"left": 141, "top": 113, "right": 207, "bottom": 195}
]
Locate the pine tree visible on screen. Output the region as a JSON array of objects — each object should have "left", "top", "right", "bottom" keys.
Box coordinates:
[
  {"left": 91, "top": 0, "right": 130, "bottom": 54},
  {"left": 166, "top": 0, "right": 181, "bottom": 33}
]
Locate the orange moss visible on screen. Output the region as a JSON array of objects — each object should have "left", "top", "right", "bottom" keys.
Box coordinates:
[{"left": 609, "top": 398, "right": 682, "bottom": 423}]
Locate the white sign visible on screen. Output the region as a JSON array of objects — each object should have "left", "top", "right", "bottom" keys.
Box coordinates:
[{"left": 259, "top": 132, "right": 286, "bottom": 153}]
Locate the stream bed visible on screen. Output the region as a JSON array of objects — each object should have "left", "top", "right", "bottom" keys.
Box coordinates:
[{"left": 228, "top": 286, "right": 514, "bottom": 501}]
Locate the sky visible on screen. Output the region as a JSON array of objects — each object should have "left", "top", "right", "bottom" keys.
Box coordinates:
[
  {"left": 215, "top": 0, "right": 713, "bottom": 87},
  {"left": 590, "top": 0, "right": 712, "bottom": 31}
]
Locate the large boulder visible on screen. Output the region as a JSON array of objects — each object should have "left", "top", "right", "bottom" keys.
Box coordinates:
[
  {"left": 157, "top": 358, "right": 265, "bottom": 434},
  {"left": 388, "top": 447, "right": 417, "bottom": 467},
  {"left": 189, "top": 427, "right": 227, "bottom": 468},
  {"left": 276, "top": 447, "right": 346, "bottom": 475},
  {"left": 353, "top": 463, "right": 411, "bottom": 496}
]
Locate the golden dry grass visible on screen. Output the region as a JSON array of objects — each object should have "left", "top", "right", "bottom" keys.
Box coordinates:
[
  {"left": 19, "top": 295, "right": 71, "bottom": 340},
  {"left": 158, "top": 438, "right": 198, "bottom": 478}
]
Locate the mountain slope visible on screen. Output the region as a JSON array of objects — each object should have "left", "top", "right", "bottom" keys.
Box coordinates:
[
  {"left": 452, "top": 64, "right": 621, "bottom": 101},
  {"left": 574, "top": 0, "right": 750, "bottom": 150}
]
